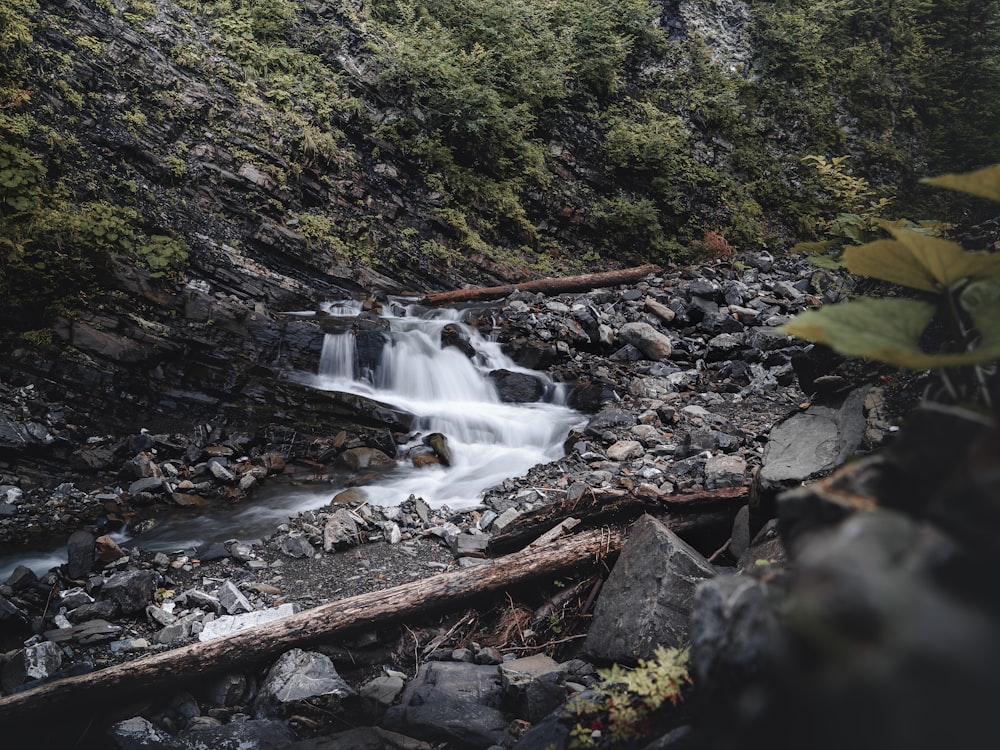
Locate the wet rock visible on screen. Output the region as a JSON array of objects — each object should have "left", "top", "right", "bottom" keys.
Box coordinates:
[
  {"left": 489, "top": 369, "right": 546, "bottom": 403},
  {"left": 254, "top": 648, "right": 355, "bottom": 718},
  {"left": 278, "top": 531, "right": 316, "bottom": 558},
  {"left": 338, "top": 447, "right": 397, "bottom": 471},
  {"left": 383, "top": 661, "right": 507, "bottom": 749},
  {"left": 441, "top": 323, "right": 476, "bottom": 358},
  {"left": 66, "top": 530, "right": 96, "bottom": 579},
  {"left": 102, "top": 569, "right": 157, "bottom": 616},
  {"left": 585, "top": 515, "right": 716, "bottom": 663},
  {"left": 422, "top": 433, "right": 453, "bottom": 467}
]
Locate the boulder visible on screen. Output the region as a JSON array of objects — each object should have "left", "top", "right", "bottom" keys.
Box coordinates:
[
  {"left": 102, "top": 569, "right": 157, "bottom": 616},
  {"left": 66, "top": 530, "right": 96, "bottom": 579},
  {"left": 254, "top": 649, "right": 356, "bottom": 718},
  {"left": 585, "top": 515, "right": 716, "bottom": 663},
  {"left": 617, "top": 321, "right": 673, "bottom": 360},
  {"left": 489, "top": 369, "right": 547, "bottom": 403}
]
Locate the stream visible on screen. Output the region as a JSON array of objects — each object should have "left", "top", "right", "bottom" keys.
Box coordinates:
[{"left": 0, "top": 301, "right": 583, "bottom": 579}]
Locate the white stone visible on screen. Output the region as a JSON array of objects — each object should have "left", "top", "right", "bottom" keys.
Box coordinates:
[{"left": 198, "top": 604, "right": 296, "bottom": 642}]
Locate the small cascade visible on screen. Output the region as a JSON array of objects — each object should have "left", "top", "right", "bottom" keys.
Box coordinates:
[
  {"left": 318, "top": 332, "right": 356, "bottom": 380},
  {"left": 306, "top": 303, "right": 582, "bottom": 510}
]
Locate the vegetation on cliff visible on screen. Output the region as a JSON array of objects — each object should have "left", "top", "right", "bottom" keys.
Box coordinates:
[{"left": 1, "top": 0, "right": 999, "bottom": 320}]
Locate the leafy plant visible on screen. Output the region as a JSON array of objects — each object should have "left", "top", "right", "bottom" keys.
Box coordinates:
[
  {"left": 568, "top": 646, "right": 690, "bottom": 747},
  {"left": 780, "top": 163, "right": 1000, "bottom": 405}
]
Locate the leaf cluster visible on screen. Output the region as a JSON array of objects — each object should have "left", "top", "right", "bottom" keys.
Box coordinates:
[{"left": 781, "top": 165, "right": 1000, "bottom": 387}]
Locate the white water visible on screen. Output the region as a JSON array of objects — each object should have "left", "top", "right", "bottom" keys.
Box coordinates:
[
  {"left": 0, "top": 302, "right": 582, "bottom": 579},
  {"left": 296, "top": 303, "right": 582, "bottom": 510}
]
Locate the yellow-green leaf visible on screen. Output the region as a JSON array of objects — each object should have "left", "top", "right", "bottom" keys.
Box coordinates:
[
  {"left": 779, "top": 298, "right": 1000, "bottom": 369},
  {"left": 844, "top": 239, "right": 941, "bottom": 291},
  {"left": 845, "top": 232, "right": 1000, "bottom": 291},
  {"left": 961, "top": 280, "right": 1000, "bottom": 351},
  {"left": 922, "top": 163, "right": 1000, "bottom": 203}
]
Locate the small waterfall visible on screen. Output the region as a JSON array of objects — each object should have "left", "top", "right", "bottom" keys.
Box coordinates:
[
  {"left": 318, "top": 332, "right": 356, "bottom": 380},
  {"left": 308, "top": 303, "right": 582, "bottom": 509}
]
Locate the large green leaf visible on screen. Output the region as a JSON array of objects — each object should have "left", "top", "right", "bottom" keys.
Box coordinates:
[
  {"left": 779, "top": 298, "right": 1000, "bottom": 369},
  {"left": 961, "top": 279, "right": 1000, "bottom": 351},
  {"left": 845, "top": 231, "right": 1000, "bottom": 292},
  {"left": 922, "top": 163, "right": 1000, "bottom": 203}
]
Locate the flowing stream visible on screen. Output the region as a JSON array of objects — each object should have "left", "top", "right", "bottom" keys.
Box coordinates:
[{"left": 0, "top": 302, "right": 582, "bottom": 578}]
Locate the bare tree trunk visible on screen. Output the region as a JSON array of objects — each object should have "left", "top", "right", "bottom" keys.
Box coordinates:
[
  {"left": 488, "top": 486, "right": 747, "bottom": 554},
  {"left": 0, "top": 528, "right": 624, "bottom": 724},
  {"left": 420, "top": 264, "right": 662, "bottom": 306}
]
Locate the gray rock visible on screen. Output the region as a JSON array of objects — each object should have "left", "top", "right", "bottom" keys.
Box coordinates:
[
  {"left": 66, "top": 530, "right": 96, "bottom": 579},
  {"left": 489, "top": 369, "right": 547, "bottom": 403},
  {"left": 0, "top": 640, "right": 64, "bottom": 692},
  {"left": 618, "top": 322, "right": 672, "bottom": 360},
  {"left": 449, "top": 531, "right": 489, "bottom": 559},
  {"left": 177, "top": 718, "right": 294, "bottom": 749},
  {"left": 179, "top": 588, "right": 222, "bottom": 614},
  {"left": 199, "top": 604, "right": 295, "bottom": 642},
  {"left": 254, "top": 648, "right": 355, "bottom": 718},
  {"left": 498, "top": 654, "right": 567, "bottom": 723},
  {"left": 606, "top": 439, "right": 644, "bottom": 461},
  {"left": 585, "top": 408, "right": 637, "bottom": 437},
  {"left": 585, "top": 515, "right": 716, "bottom": 663},
  {"left": 338, "top": 447, "right": 396, "bottom": 471},
  {"left": 383, "top": 661, "right": 507, "bottom": 749},
  {"left": 323, "top": 508, "right": 360, "bottom": 551},
  {"left": 102, "top": 569, "right": 157, "bottom": 615},
  {"left": 107, "top": 716, "right": 184, "bottom": 750},
  {"left": 218, "top": 580, "right": 252, "bottom": 615},
  {"left": 759, "top": 387, "right": 869, "bottom": 493},
  {"left": 704, "top": 455, "right": 747, "bottom": 489},
  {"left": 291, "top": 726, "right": 435, "bottom": 749},
  {"left": 360, "top": 673, "right": 406, "bottom": 711},
  {"left": 278, "top": 531, "right": 316, "bottom": 558},
  {"left": 45, "top": 618, "right": 122, "bottom": 645},
  {"left": 128, "top": 477, "right": 165, "bottom": 495}
]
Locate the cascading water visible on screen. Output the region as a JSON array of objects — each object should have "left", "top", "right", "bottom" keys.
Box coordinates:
[
  {"left": 0, "top": 302, "right": 583, "bottom": 579},
  {"left": 298, "top": 303, "right": 582, "bottom": 510}
]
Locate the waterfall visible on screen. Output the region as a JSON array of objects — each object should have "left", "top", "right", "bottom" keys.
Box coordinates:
[{"left": 308, "top": 303, "right": 582, "bottom": 510}]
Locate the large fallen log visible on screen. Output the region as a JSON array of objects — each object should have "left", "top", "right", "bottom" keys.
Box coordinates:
[
  {"left": 0, "top": 527, "right": 624, "bottom": 725},
  {"left": 420, "top": 264, "right": 662, "bottom": 306},
  {"left": 488, "top": 486, "right": 748, "bottom": 554}
]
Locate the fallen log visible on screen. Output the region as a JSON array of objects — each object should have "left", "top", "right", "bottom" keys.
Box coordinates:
[
  {"left": 489, "top": 485, "right": 748, "bottom": 554},
  {"left": 420, "top": 264, "right": 662, "bottom": 306},
  {"left": 0, "top": 527, "right": 624, "bottom": 725}
]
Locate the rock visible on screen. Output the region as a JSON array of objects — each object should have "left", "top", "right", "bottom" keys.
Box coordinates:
[
  {"left": 689, "top": 574, "right": 785, "bottom": 710},
  {"left": 200, "top": 673, "right": 249, "bottom": 707},
  {"left": 176, "top": 718, "right": 294, "bottom": 749},
  {"left": 448, "top": 531, "right": 489, "bottom": 559},
  {"left": 95, "top": 534, "right": 126, "bottom": 565},
  {"left": 218, "top": 580, "right": 252, "bottom": 615},
  {"left": 585, "top": 408, "right": 637, "bottom": 437},
  {"left": 360, "top": 673, "right": 406, "bottom": 713},
  {"left": 441, "top": 323, "right": 477, "bottom": 358},
  {"left": 297, "top": 726, "right": 435, "bottom": 750},
  {"left": 45, "top": 618, "right": 122, "bottom": 645},
  {"left": 606, "top": 439, "right": 644, "bottom": 461},
  {"left": 617, "top": 322, "right": 672, "bottom": 360},
  {"left": 422, "top": 433, "right": 453, "bottom": 466},
  {"left": 498, "top": 654, "right": 567, "bottom": 723},
  {"left": 704, "top": 455, "right": 747, "bottom": 489},
  {"left": 107, "top": 716, "right": 184, "bottom": 750},
  {"left": 102, "top": 569, "right": 157, "bottom": 615},
  {"left": 278, "top": 531, "right": 316, "bottom": 558},
  {"left": 199, "top": 603, "right": 295, "bottom": 642},
  {"left": 489, "top": 369, "right": 547, "bottom": 403},
  {"left": 338, "top": 447, "right": 396, "bottom": 471},
  {"left": 383, "top": 661, "right": 507, "bottom": 749},
  {"left": 0, "top": 640, "right": 64, "bottom": 692},
  {"left": 323, "top": 508, "right": 360, "bottom": 551},
  {"left": 128, "top": 476, "right": 165, "bottom": 495},
  {"left": 254, "top": 648, "right": 355, "bottom": 718},
  {"left": 179, "top": 588, "right": 222, "bottom": 614},
  {"left": 759, "top": 387, "right": 869, "bottom": 494},
  {"left": 644, "top": 296, "right": 677, "bottom": 324},
  {"left": 66, "top": 530, "right": 96, "bottom": 579},
  {"left": 585, "top": 515, "right": 716, "bottom": 663}
]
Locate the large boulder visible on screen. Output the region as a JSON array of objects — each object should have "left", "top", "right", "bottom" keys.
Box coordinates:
[{"left": 585, "top": 515, "right": 716, "bottom": 663}]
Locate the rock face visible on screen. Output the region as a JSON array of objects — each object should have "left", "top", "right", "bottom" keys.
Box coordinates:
[{"left": 585, "top": 515, "right": 716, "bottom": 663}]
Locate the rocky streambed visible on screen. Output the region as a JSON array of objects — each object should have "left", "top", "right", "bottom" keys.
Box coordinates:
[{"left": 1, "top": 254, "right": 997, "bottom": 749}]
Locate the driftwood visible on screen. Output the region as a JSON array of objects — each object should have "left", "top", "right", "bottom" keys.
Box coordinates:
[
  {"left": 489, "top": 485, "right": 748, "bottom": 554},
  {"left": 420, "top": 264, "right": 662, "bottom": 306},
  {"left": 0, "top": 527, "right": 624, "bottom": 725}
]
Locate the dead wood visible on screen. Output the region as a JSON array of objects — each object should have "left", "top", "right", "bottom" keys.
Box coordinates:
[
  {"left": 488, "top": 485, "right": 748, "bottom": 554},
  {"left": 419, "top": 264, "right": 662, "bottom": 306},
  {"left": 0, "top": 527, "right": 623, "bottom": 725}
]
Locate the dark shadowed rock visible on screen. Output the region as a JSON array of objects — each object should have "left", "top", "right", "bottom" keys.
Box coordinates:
[
  {"left": 254, "top": 649, "right": 355, "bottom": 718},
  {"left": 489, "top": 369, "right": 547, "bottom": 403},
  {"left": 66, "top": 530, "right": 96, "bottom": 579},
  {"left": 585, "top": 515, "right": 716, "bottom": 664},
  {"left": 102, "top": 569, "right": 157, "bottom": 616},
  {"left": 383, "top": 661, "right": 507, "bottom": 749}
]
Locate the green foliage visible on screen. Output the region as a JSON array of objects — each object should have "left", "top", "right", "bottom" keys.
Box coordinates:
[
  {"left": 0, "top": 0, "right": 36, "bottom": 53},
  {"left": 781, "top": 165, "right": 1000, "bottom": 406},
  {"left": 568, "top": 646, "right": 690, "bottom": 747}
]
